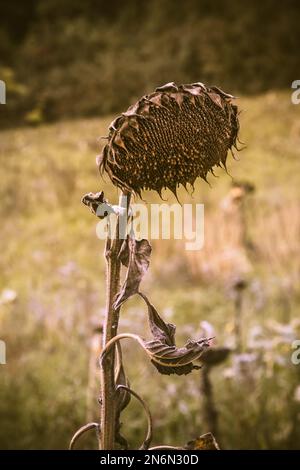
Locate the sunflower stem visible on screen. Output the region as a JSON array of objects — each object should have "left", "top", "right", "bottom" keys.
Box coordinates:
[{"left": 100, "top": 191, "right": 130, "bottom": 450}]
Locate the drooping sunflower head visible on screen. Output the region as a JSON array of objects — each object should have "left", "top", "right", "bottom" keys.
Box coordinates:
[{"left": 98, "top": 82, "right": 240, "bottom": 197}]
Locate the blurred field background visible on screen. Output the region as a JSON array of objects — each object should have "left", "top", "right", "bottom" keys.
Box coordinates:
[{"left": 1, "top": 0, "right": 300, "bottom": 450}]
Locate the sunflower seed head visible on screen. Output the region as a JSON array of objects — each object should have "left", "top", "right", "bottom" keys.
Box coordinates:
[{"left": 99, "top": 82, "right": 240, "bottom": 197}]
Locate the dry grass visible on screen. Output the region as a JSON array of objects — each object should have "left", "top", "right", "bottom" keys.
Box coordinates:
[{"left": 0, "top": 91, "right": 300, "bottom": 449}]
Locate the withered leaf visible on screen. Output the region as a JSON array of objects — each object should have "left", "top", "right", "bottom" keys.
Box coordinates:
[
  {"left": 185, "top": 432, "right": 220, "bottom": 450},
  {"left": 115, "top": 362, "right": 131, "bottom": 414},
  {"left": 115, "top": 346, "right": 130, "bottom": 449},
  {"left": 139, "top": 293, "right": 175, "bottom": 346},
  {"left": 118, "top": 237, "right": 130, "bottom": 267},
  {"left": 140, "top": 294, "right": 210, "bottom": 375},
  {"left": 145, "top": 338, "right": 210, "bottom": 376},
  {"left": 82, "top": 191, "right": 106, "bottom": 216},
  {"left": 81, "top": 191, "right": 116, "bottom": 219},
  {"left": 113, "top": 237, "right": 151, "bottom": 310}
]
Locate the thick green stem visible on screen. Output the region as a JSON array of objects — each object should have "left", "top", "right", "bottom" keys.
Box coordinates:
[{"left": 99, "top": 191, "right": 130, "bottom": 450}]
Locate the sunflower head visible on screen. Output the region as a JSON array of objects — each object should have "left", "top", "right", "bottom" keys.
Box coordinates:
[{"left": 99, "top": 82, "right": 240, "bottom": 197}]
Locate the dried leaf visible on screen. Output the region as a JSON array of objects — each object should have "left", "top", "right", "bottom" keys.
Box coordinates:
[
  {"left": 148, "top": 445, "right": 184, "bottom": 450},
  {"left": 118, "top": 238, "right": 130, "bottom": 267},
  {"left": 81, "top": 191, "right": 114, "bottom": 219},
  {"left": 115, "top": 345, "right": 130, "bottom": 449},
  {"left": 115, "top": 354, "right": 131, "bottom": 414},
  {"left": 185, "top": 432, "right": 220, "bottom": 450},
  {"left": 69, "top": 422, "right": 100, "bottom": 450},
  {"left": 82, "top": 191, "right": 107, "bottom": 217},
  {"left": 117, "top": 385, "right": 153, "bottom": 450},
  {"left": 113, "top": 237, "right": 152, "bottom": 309},
  {"left": 145, "top": 338, "right": 210, "bottom": 376},
  {"left": 140, "top": 294, "right": 211, "bottom": 375},
  {"left": 139, "top": 292, "right": 175, "bottom": 346}
]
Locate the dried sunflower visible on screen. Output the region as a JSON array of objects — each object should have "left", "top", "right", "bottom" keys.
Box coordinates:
[{"left": 99, "top": 82, "right": 240, "bottom": 197}]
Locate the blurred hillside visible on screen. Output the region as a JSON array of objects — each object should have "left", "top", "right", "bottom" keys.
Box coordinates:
[
  {"left": 0, "top": 91, "right": 300, "bottom": 449},
  {"left": 0, "top": 0, "right": 300, "bottom": 127}
]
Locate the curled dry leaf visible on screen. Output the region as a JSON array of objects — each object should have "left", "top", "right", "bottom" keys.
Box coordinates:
[
  {"left": 113, "top": 236, "right": 152, "bottom": 309},
  {"left": 114, "top": 344, "right": 130, "bottom": 449},
  {"left": 115, "top": 348, "right": 131, "bottom": 413},
  {"left": 82, "top": 190, "right": 127, "bottom": 220},
  {"left": 185, "top": 432, "right": 220, "bottom": 450},
  {"left": 82, "top": 191, "right": 112, "bottom": 219},
  {"left": 117, "top": 385, "right": 153, "bottom": 450},
  {"left": 140, "top": 293, "right": 211, "bottom": 375},
  {"left": 69, "top": 422, "right": 100, "bottom": 450},
  {"left": 148, "top": 445, "right": 184, "bottom": 450},
  {"left": 139, "top": 292, "right": 176, "bottom": 345}
]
